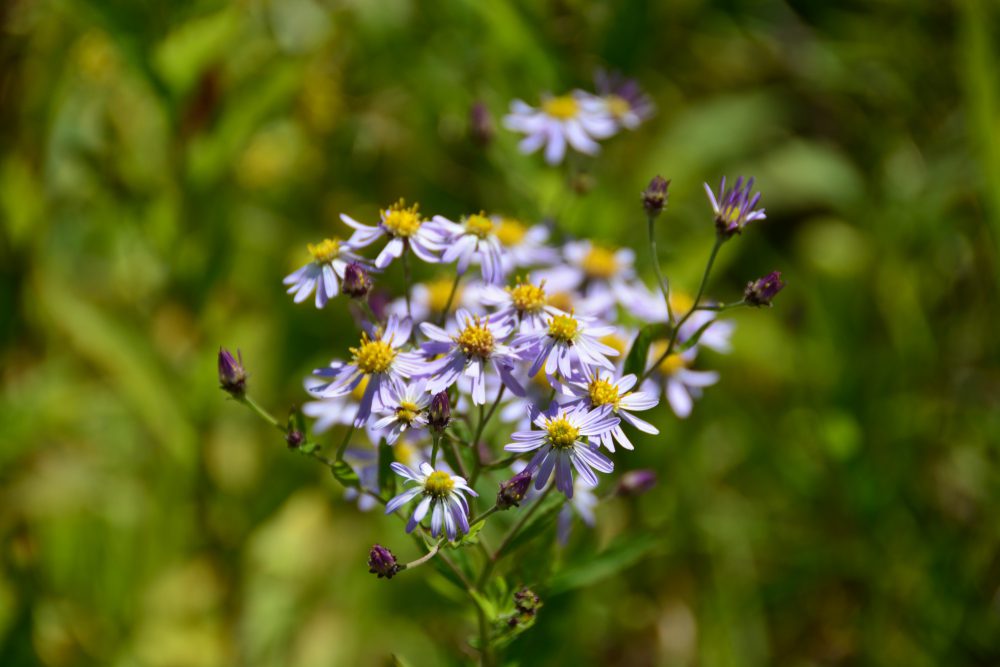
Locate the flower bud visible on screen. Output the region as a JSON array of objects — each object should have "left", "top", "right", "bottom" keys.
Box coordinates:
[
  {"left": 469, "top": 101, "right": 495, "bottom": 147},
  {"left": 513, "top": 587, "right": 542, "bottom": 615},
  {"left": 341, "top": 262, "right": 372, "bottom": 299},
  {"left": 367, "top": 544, "right": 400, "bottom": 579},
  {"left": 218, "top": 347, "right": 247, "bottom": 398},
  {"left": 744, "top": 271, "right": 785, "bottom": 307},
  {"left": 428, "top": 391, "right": 451, "bottom": 432},
  {"left": 616, "top": 469, "right": 658, "bottom": 496},
  {"left": 642, "top": 175, "right": 670, "bottom": 219},
  {"left": 497, "top": 469, "right": 532, "bottom": 510},
  {"left": 285, "top": 430, "right": 304, "bottom": 449}
]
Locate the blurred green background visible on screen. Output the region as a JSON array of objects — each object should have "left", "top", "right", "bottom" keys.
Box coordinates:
[{"left": 2, "top": 0, "right": 1000, "bottom": 665}]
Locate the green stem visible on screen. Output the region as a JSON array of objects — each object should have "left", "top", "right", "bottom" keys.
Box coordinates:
[
  {"left": 469, "top": 504, "right": 499, "bottom": 526},
  {"left": 478, "top": 604, "right": 495, "bottom": 667},
  {"left": 401, "top": 540, "right": 443, "bottom": 571},
  {"left": 437, "top": 272, "right": 462, "bottom": 326},
  {"left": 335, "top": 424, "right": 356, "bottom": 461},
  {"left": 431, "top": 432, "right": 442, "bottom": 466},
  {"left": 448, "top": 436, "right": 471, "bottom": 479},
  {"left": 359, "top": 299, "right": 379, "bottom": 323},
  {"left": 479, "top": 485, "right": 554, "bottom": 587},
  {"left": 239, "top": 395, "right": 282, "bottom": 431},
  {"left": 648, "top": 214, "right": 674, "bottom": 324}
]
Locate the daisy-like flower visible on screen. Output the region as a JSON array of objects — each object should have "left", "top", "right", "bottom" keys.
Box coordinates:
[
  {"left": 302, "top": 375, "right": 368, "bottom": 434},
  {"left": 704, "top": 176, "right": 766, "bottom": 238},
  {"left": 514, "top": 310, "right": 619, "bottom": 379},
  {"left": 595, "top": 70, "right": 654, "bottom": 130},
  {"left": 491, "top": 217, "right": 559, "bottom": 272},
  {"left": 427, "top": 212, "right": 508, "bottom": 285},
  {"left": 480, "top": 277, "right": 562, "bottom": 332},
  {"left": 371, "top": 380, "right": 432, "bottom": 444},
  {"left": 537, "top": 240, "right": 636, "bottom": 314},
  {"left": 503, "top": 403, "right": 618, "bottom": 497},
  {"left": 344, "top": 441, "right": 427, "bottom": 512},
  {"left": 341, "top": 199, "right": 447, "bottom": 269},
  {"left": 418, "top": 309, "right": 525, "bottom": 405},
  {"left": 283, "top": 237, "right": 366, "bottom": 308},
  {"left": 559, "top": 369, "right": 659, "bottom": 452},
  {"left": 386, "top": 462, "right": 478, "bottom": 540},
  {"left": 646, "top": 346, "right": 719, "bottom": 418},
  {"left": 309, "top": 315, "right": 424, "bottom": 427},
  {"left": 503, "top": 92, "right": 618, "bottom": 165}
]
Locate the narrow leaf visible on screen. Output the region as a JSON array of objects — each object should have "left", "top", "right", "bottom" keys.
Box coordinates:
[{"left": 623, "top": 324, "right": 670, "bottom": 378}]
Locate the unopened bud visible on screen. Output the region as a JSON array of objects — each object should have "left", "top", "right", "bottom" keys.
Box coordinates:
[
  {"left": 744, "top": 271, "right": 785, "bottom": 307},
  {"left": 642, "top": 175, "right": 670, "bottom": 219},
  {"left": 428, "top": 392, "right": 451, "bottom": 432},
  {"left": 218, "top": 347, "right": 247, "bottom": 398},
  {"left": 285, "top": 430, "right": 304, "bottom": 449},
  {"left": 341, "top": 262, "right": 372, "bottom": 299},
  {"left": 497, "top": 470, "right": 532, "bottom": 509},
  {"left": 617, "top": 469, "right": 658, "bottom": 496},
  {"left": 368, "top": 544, "right": 400, "bottom": 579},
  {"left": 514, "top": 587, "right": 542, "bottom": 615},
  {"left": 470, "top": 101, "right": 495, "bottom": 146}
]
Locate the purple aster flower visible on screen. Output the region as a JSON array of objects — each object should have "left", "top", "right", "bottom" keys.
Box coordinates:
[
  {"left": 646, "top": 347, "right": 718, "bottom": 419},
  {"left": 535, "top": 240, "right": 636, "bottom": 315},
  {"left": 513, "top": 311, "right": 619, "bottom": 379},
  {"left": 704, "top": 176, "right": 766, "bottom": 238},
  {"left": 492, "top": 217, "right": 560, "bottom": 272},
  {"left": 283, "top": 237, "right": 366, "bottom": 308},
  {"left": 426, "top": 212, "right": 509, "bottom": 285},
  {"left": 558, "top": 369, "right": 660, "bottom": 452},
  {"left": 744, "top": 271, "right": 785, "bottom": 307},
  {"left": 503, "top": 403, "right": 618, "bottom": 498},
  {"left": 479, "top": 277, "right": 562, "bottom": 332},
  {"left": 418, "top": 309, "right": 525, "bottom": 405},
  {"left": 340, "top": 199, "right": 447, "bottom": 269},
  {"left": 503, "top": 91, "right": 618, "bottom": 165},
  {"left": 370, "top": 379, "right": 432, "bottom": 445},
  {"left": 386, "top": 462, "right": 478, "bottom": 540},
  {"left": 594, "top": 70, "right": 655, "bottom": 130},
  {"left": 309, "top": 315, "right": 424, "bottom": 427}
]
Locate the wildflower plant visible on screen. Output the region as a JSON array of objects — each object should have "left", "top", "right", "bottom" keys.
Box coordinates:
[{"left": 218, "top": 75, "right": 784, "bottom": 666}]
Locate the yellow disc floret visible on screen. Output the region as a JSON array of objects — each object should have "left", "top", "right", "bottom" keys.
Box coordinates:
[
  {"left": 606, "top": 95, "right": 631, "bottom": 120},
  {"left": 424, "top": 470, "right": 455, "bottom": 497},
  {"left": 381, "top": 199, "right": 423, "bottom": 237},
  {"left": 508, "top": 280, "right": 547, "bottom": 314},
  {"left": 495, "top": 218, "right": 527, "bottom": 246},
  {"left": 308, "top": 238, "right": 341, "bottom": 263},
  {"left": 465, "top": 212, "right": 494, "bottom": 239},
  {"left": 395, "top": 400, "right": 421, "bottom": 424},
  {"left": 350, "top": 334, "right": 396, "bottom": 374},
  {"left": 588, "top": 378, "right": 620, "bottom": 409},
  {"left": 542, "top": 95, "right": 579, "bottom": 120},
  {"left": 581, "top": 246, "right": 619, "bottom": 279},
  {"left": 546, "top": 417, "right": 580, "bottom": 449},
  {"left": 548, "top": 314, "right": 579, "bottom": 343},
  {"left": 455, "top": 317, "right": 495, "bottom": 359}
]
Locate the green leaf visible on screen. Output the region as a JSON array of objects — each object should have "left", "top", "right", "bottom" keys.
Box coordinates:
[
  {"left": 623, "top": 324, "right": 670, "bottom": 378},
  {"left": 547, "top": 534, "right": 663, "bottom": 595},
  {"left": 503, "top": 494, "right": 565, "bottom": 554},
  {"left": 377, "top": 439, "right": 396, "bottom": 496},
  {"left": 330, "top": 460, "right": 360, "bottom": 488},
  {"left": 470, "top": 589, "right": 498, "bottom": 621},
  {"left": 457, "top": 520, "right": 486, "bottom": 547}
]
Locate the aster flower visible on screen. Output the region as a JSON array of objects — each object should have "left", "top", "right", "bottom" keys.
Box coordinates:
[
  {"left": 386, "top": 462, "right": 478, "bottom": 540},
  {"left": 343, "top": 441, "right": 427, "bottom": 512},
  {"left": 309, "top": 315, "right": 424, "bottom": 427},
  {"left": 418, "top": 309, "right": 525, "bottom": 405},
  {"left": 646, "top": 346, "right": 719, "bottom": 418},
  {"left": 302, "top": 375, "right": 368, "bottom": 434},
  {"left": 341, "top": 199, "right": 447, "bottom": 269},
  {"left": 704, "top": 176, "right": 766, "bottom": 238},
  {"left": 283, "top": 237, "right": 366, "bottom": 308},
  {"left": 480, "top": 277, "right": 562, "bottom": 332},
  {"left": 371, "top": 380, "right": 432, "bottom": 444},
  {"left": 491, "top": 217, "right": 559, "bottom": 272},
  {"left": 537, "top": 240, "right": 636, "bottom": 314},
  {"left": 503, "top": 92, "right": 618, "bottom": 165},
  {"left": 594, "top": 70, "right": 654, "bottom": 130},
  {"left": 503, "top": 403, "right": 618, "bottom": 497},
  {"left": 426, "top": 212, "right": 508, "bottom": 285},
  {"left": 559, "top": 369, "right": 659, "bottom": 452},
  {"left": 513, "top": 310, "right": 619, "bottom": 379},
  {"left": 744, "top": 271, "right": 785, "bottom": 307}
]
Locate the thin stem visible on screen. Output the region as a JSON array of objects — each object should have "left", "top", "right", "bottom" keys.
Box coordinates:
[
  {"left": 469, "top": 504, "right": 500, "bottom": 526},
  {"left": 479, "top": 485, "right": 554, "bottom": 587},
  {"left": 648, "top": 214, "right": 674, "bottom": 324},
  {"left": 437, "top": 272, "right": 462, "bottom": 326},
  {"left": 431, "top": 432, "right": 441, "bottom": 466},
  {"left": 402, "top": 249, "right": 413, "bottom": 320},
  {"left": 470, "top": 385, "right": 507, "bottom": 485},
  {"left": 693, "top": 300, "right": 747, "bottom": 312},
  {"left": 239, "top": 395, "right": 282, "bottom": 431},
  {"left": 448, "top": 436, "right": 471, "bottom": 479},
  {"left": 335, "top": 424, "right": 356, "bottom": 460},
  {"left": 401, "top": 540, "right": 443, "bottom": 571},
  {"left": 484, "top": 454, "right": 524, "bottom": 470},
  {"left": 359, "top": 298, "right": 379, "bottom": 323}
]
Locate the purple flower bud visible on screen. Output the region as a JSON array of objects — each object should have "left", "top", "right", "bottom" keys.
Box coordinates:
[
  {"left": 704, "top": 176, "right": 766, "bottom": 238},
  {"left": 642, "top": 175, "right": 670, "bottom": 219},
  {"left": 497, "top": 469, "right": 532, "bottom": 509},
  {"left": 469, "top": 101, "right": 495, "bottom": 146},
  {"left": 616, "top": 469, "right": 658, "bottom": 496},
  {"left": 218, "top": 347, "right": 246, "bottom": 398},
  {"left": 428, "top": 391, "right": 451, "bottom": 432},
  {"left": 341, "top": 262, "right": 372, "bottom": 299},
  {"left": 367, "top": 544, "right": 400, "bottom": 579},
  {"left": 285, "top": 430, "right": 304, "bottom": 449},
  {"left": 513, "top": 587, "right": 542, "bottom": 615},
  {"left": 744, "top": 271, "right": 785, "bottom": 307}
]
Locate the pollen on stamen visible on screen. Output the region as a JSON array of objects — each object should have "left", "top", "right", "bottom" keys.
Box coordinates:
[
  {"left": 350, "top": 334, "right": 397, "bottom": 374},
  {"left": 464, "top": 212, "right": 494, "bottom": 239},
  {"left": 455, "top": 317, "right": 495, "bottom": 359},
  {"left": 507, "top": 278, "right": 547, "bottom": 314},
  {"left": 546, "top": 417, "right": 580, "bottom": 449},
  {"left": 308, "top": 238, "right": 341, "bottom": 263},
  {"left": 381, "top": 199, "right": 423, "bottom": 238},
  {"left": 548, "top": 313, "right": 579, "bottom": 343},
  {"left": 588, "top": 378, "right": 620, "bottom": 409},
  {"left": 395, "top": 400, "right": 421, "bottom": 424},
  {"left": 542, "top": 95, "right": 579, "bottom": 120},
  {"left": 424, "top": 470, "right": 455, "bottom": 497},
  {"left": 581, "top": 246, "right": 618, "bottom": 279}
]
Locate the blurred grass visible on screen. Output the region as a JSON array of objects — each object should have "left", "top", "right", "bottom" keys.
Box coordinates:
[{"left": 1, "top": 0, "right": 999, "bottom": 665}]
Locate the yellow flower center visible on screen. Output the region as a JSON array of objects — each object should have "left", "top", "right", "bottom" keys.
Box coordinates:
[
  {"left": 395, "top": 400, "right": 421, "bottom": 424},
  {"left": 495, "top": 218, "right": 528, "bottom": 246},
  {"left": 670, "top": 291, "right": 694, "bottom": 315},
  {"left": 425, "top": 470, "right": 455, "bottom": 497},
  {"left": 395, "top": 442, "right": 416, "bottom": 466},
  {"left": 581, "top": 246, "right": 618, "bottom": 279},
  {"left": 547, "top": 291, "right": 574, "bottom": 312},
  {"left": 455, "top": 318, "right": 495, "bottom": 359},
  {"left": 381, "top": 199, "right": 423, "bottom": 238},
  {"left": 427, "top": 277, "right": 462, "bottom": 313},
  {"left": 588, "top": 378, "right": 620, "bottom": 409},
  {"left": 508, "top": 281, "right": 547, "bottom": 314},
  {"left": 350, "top": 335, "right": 396, "bottom": 374},
  {"left": 308, "top": 238, "right": 341, "bottom": 263},
  {"left": 606, "top": 95, "right": 631, "bottom": 119},
  {"left": 651, "top": 343, "right": 686, "bottom": 376},
  {"left": 465, "top": 213, "right": 494, "bottom": 239},
  {"left": 350, "top": 375, "right": 370, "bottom": 401},
  {"left": 542, "top": 95, "right": 579, "bottom": 120},
  {"left": 546, "top": 417, "right": 580, "bottom": 449},
  {"left": 548, "top": 314, "right": 579, "bottom": 343},
  {"left": 600, "top": 334, "right": 628, "bottom": 357}
]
